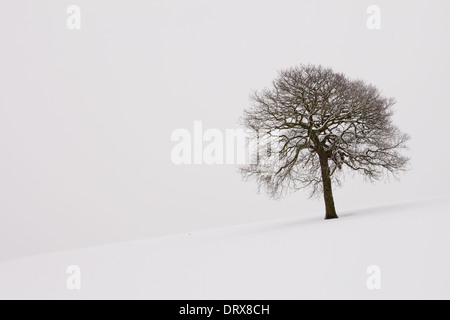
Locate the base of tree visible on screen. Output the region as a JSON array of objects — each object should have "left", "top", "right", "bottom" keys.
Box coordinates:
[{"left": 325, "top": 214, "right": 339, "bottom": 220}]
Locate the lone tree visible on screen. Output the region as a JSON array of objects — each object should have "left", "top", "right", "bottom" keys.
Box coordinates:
[{"left": 241, "top": 65, "right": 410, "bottom": 220}]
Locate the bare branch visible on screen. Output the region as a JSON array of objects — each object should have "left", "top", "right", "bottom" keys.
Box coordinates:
[{"left": 240, "top": 64, "right": 410, "bottom": 203}]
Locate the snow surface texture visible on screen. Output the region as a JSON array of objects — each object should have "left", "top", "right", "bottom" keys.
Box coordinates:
[{"left": 0, "top": 196, "right": 449, "bottom": 300}]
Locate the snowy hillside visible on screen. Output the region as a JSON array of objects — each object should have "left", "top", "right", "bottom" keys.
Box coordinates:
[{"left": 1, "top": 196, "right": 449, "bottom": 300}]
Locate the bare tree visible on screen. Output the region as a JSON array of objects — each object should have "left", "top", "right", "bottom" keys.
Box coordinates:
[{"left": 241, "top": 65, "right": 410, "bottom": 220}]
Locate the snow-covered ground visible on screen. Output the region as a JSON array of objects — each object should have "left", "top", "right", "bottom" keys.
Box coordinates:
[{"left": 1, "top": 196, "right": 449, "bottom": 300}]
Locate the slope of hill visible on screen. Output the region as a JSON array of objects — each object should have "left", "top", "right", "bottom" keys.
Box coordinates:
[{"left": 0, "top": 196, "right": 449, "bottom": 300}]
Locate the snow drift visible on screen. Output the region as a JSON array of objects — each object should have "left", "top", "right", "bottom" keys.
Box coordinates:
[{"left": 0, "top": 196, "right": 449, "bottom": 300}]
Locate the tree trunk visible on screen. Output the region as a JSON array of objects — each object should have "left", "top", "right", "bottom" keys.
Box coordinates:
[{"left": 318, "top": 152, "right": 339, "bottom": 220}]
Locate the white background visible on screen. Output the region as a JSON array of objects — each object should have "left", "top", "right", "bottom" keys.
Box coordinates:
[{"left": 0, "top": 0, "right": 449, "bottom": 261}]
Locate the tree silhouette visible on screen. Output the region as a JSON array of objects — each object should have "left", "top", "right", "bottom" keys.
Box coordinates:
[{"left": 241, "top": 65, "right": 410, "bottom": 220}]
